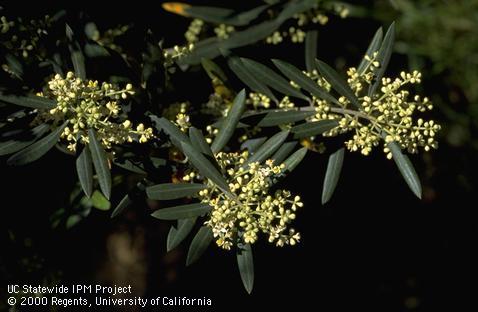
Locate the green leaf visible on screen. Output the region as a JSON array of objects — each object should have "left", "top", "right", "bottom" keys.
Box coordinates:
[
  {"left": 229, "top": 5, "right": 269, "bottom": 26},
  {"left": 249, "top": 110, "right": 316, "bottom": 127},
  {"left": 321, "top": 147, "right": 345, "bottom": 204},
  {"left": 183, "top": 6, "right": 235, "bottom": 24},
  {"left": 0, "top": 93, "right": 56, "bottom": 109},
  {"left": 146, "top": 183, "right": 207, "bottom": 200},
  {"left": 7, "top": 122, "right": 66, "bottom": 166},
  {"left": 271, "top": 141, "right": 297, "bottom": 164},
  {"left": 241, "top": 137, "right": 267, "bottom": 154},
  {"left": 315, "top": 59, "right": 361, "bottom": 108},
  {"left": 305, "top": 30, "right": 318, "bottom": 73},
  {"left": 186, "top": 226, "right": 214, "bottom": 266},
  {"left": 368, "top": 23, "right": 395, "bottom": 97},
  {"left": 291, "top": 120, "right": 338, "bottom": 139},
  {"left": 151, "top": 116, "right": 190, "bottom": 149},
  {"left": 283, "top": 147, "right": 307, "bottom": 172},
  {"left": 272, "top": 59, "right": 339, "bottom": 104},
  {"left": 357, "top": 27, "right": 383, "bottom": 73},
  {"left": 111, "top": 194, "right": 132, "bottom": 218},
  {"left": 0, "top": 124, "right": 50, "bottom": 156},
  {"left": 228, "top": 57, "right": 278, "bottom": 103},
  {"left": 88, "top": 129, "right": 112, "bottom": 200},
  {"left": 167, "top": 218, "right": 197, "bottom": 252},
  {"left": 113, "top": 159, "right": 146, "bottom": 174},
  {"left": 237, "top": 243, "right": 254, "bottom": 294},
  {"left": 151, "top": 202, "right": 211, "bottom": 220},
  {"left": 388, "top": 141, "right": 422, "bottom": 199},
  {"left": 212, "top": 89, "right": 246, "bottom": 153},
  {"left": 201, "top": 58, "right": 228, "bottom": 83},
  {"left": 76, "top": 144, "right": 93, "bottom": 198},
  {"left": 5, "top": 53, "right": 23, "bottom": 78},
  {"left": 181, "top": 141, "right": 231, "bottom": 194},
  {"left": 245, "top": 130, "right": 289, "bottom": 165},
  {"left": 66, "top": 24, "right": 86, "bottom": 80},
  {"left": 91, "top": 190, "right": 111, "bottom": 210},
  {"left": 241, "top": 58, "right": 309, "bottom": 101},
  {"left": 189, "top": 127, "right": 213, "bottom": 157}
]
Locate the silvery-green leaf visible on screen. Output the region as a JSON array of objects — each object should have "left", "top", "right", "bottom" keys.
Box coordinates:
[
  {"left": 0, "top": 124, "right": 49, "bottom": 156},
  {"left": 189, "top": 127, "right": 213, "bottom": 157},
  {"left": 388, "top": 141, "right": 422, "bottom": 199},
  {"left": 369, "top": 23, "right": 395, "bottom": 97},
  {"left": 228, "top": 57, "right": 278, "bottom": 103},
  {"left": 167, "top": 218, "right": 197, "bottom": 252},
  {"left": 211, "top": 89, "right": 246, "bottom": 153},
  {"left": 283, "top": 147, "right": 307, "bottom": 172},
  {"left": 241, "top": 58, "right": 309, "bottom": 101},
  {"left": 0, "top": 93, "right": 56, "bottom": 109},
  {"left": 271, "top": 141, "right": 297, "bottom": 164},
  {"left": 357, "top": 27, "right": 383, "bottom": 73},
  {"left": 111, "top": 193, "right": 132, "bottom": 218},
  {"left": 151, "top": 202, "right": 211, "bottom": 220},
  {"left": 76, "top": 144, "right": 93, "bottom": 198},
  {"left": 88, "top": 129, "right": 111, "bottom": 200},
  {"left": 245, "top": 130, "right": 289, "bottom": 165},
  {"left": 181, "top": 141, "right": 231, "bottom": 194},
  {"left": 291, "top": 120, "right": 338, "bottom": 139},
  {"left": 305, "top": 30, "right": 318, "bottom": 73},
  {"left": 186, "top": 226, "right": 214, "bottom": 266},
  {"left": 7, "top": 122, "right": 67, "bottom": 166},
  {"left": 315, "top": 59, "right": 361, "bottom": 108},
  {"left": 272, "top": 59, "right": 339, "bottom": 104},
  {"left": 237, "top": 243, "right": 254, "bottom": 294},
  {"left": 146, "top": 183, "right": 207, "bottom": 200},
  {"left": 321, "top": 147, "right": 345, "bottom": 204}
]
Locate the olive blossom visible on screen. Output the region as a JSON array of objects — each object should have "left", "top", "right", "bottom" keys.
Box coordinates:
[{"left": 35, "top": 72, "right": 154, "bottom": 152}]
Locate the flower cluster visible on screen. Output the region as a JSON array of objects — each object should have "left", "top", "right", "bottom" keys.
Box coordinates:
[
  {"left": 36, "top": 72, "right": 154, "bottom": 152},
  {"left": 310, "top": 57, "right": 440, "bottom": 157},
  {"left": 195, "top": 152, "right": 303, "bottom": 250},
  {"left": 185, "top": 19, "right": 204, "bottom": 44},
  {"left": 214, "top": 24, "right": 235, "bottom": 40}
]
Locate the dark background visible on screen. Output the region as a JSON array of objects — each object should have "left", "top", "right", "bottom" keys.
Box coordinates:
[{"left": 2, "top": 1, "right": 478, "bottom": 311}]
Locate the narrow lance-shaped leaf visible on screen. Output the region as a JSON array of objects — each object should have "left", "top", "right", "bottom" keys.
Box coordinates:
[
  {"left": 240, "top": 137, "right": 267, "bottom": 154},
  {"left": 151, "top": 202, "right": 212, "bottom": 220},
  {"left": 167, "top": 217, "right": 197, "bottom": 252},
  {"left": 291, "top": 119, "right": 338, "bottom": 139},
  {"left": 283, "top": 147, "right": 307, "bottom": 173},
  {"left": 272, "top": 59, "right": 339, "bottom": 104},
  {"left": 7, "top": 122, "right": 67, "bottom": 166},
  {"left": 271, "top": 141, "right": 297, "bottom": 164},
  {"left": 0, "top": 93, "right": 56, "bottom": 109},
  {"left": 146, "top": 183, "right": 207, "bottom": 200},
  {"left": 321, "top": 147, "right": 345, "bottom": 204},
  {"left": 237, "top": 243, "right": 254, "bottom": 294},
  {"left": 305, "top": 30, "right": 318, "bottom": 73},
  {"left": 186, "top": 226, "right": 214, "bottom": 266},
  {"left": 76, "top": 144, "right": 93, "bottom": 198},
  {"left": 245, "top": 130, "right": 289, "bottom": 165},
  {"left": 66, "top": 24, "right": 86, "bottom": 80},
  {"left": 357, "top": 27, "right": 383, "bottom": 74},
  {"left": 201, "top": 58, "right": 228, "bottom": 83},
  {"left": 151, "top": 116, "right": 190, "bottom": 150},
  {"left": 246, "top": 110, "right": 316, "bottom": 127},
  {"left": 315, "top": 59, "right": 361, "bottom": 108},
  {"left": 241, "top": 58, "right": 309, "bottom": 101},
  {"left": 181, "top": 141, "right": 231, "bottom": 195},
  {"left": 211, "top": 89, "right": 246, "bottom": 153},
  {"left": 369, "top": 23, "right": 395, "bottom": 97},
  {"left": 111, "top": 193, "right": 132, "bottom": 218},
  {"left": 0, "top": 124, "right": 50, "bottom": 156},
  {"left": 388, "top": 141, "right": 422, "bottom": 199},
  {"left": 88, "top": 129, "right": 112, "bottom": 200},
  {"left": 228, "top": 57, "right": 278, "bottom": 103},
  {"left": 189, "top": 127, "right": 213, "bottom": 157}
]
